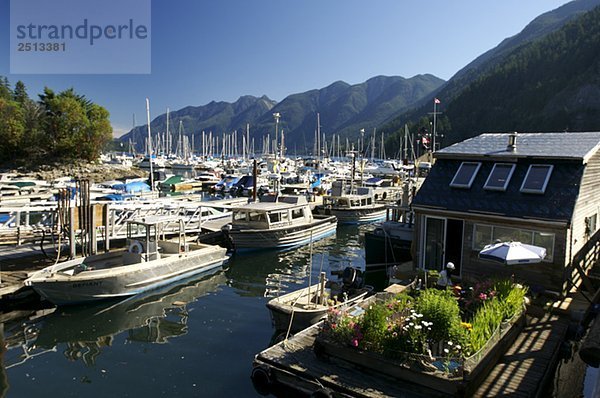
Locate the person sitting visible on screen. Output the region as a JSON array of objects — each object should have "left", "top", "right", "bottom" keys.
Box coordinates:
[{"left": 436, "top": 262, "right": 455, "bottom": 289}]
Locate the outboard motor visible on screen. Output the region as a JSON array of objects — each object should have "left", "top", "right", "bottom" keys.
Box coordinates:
[{"left": 342, "top": 267, "right": 364, "bottom": 290}]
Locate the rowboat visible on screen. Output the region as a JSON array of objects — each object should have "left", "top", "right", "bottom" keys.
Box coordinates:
[{"left": 266, "top": 268, "right": 372, "bottom": 333}]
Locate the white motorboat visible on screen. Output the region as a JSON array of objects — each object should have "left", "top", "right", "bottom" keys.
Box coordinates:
[
  {"left": 25, "top": 216, "right": 229, "bottom": 305},
  {"left": 223, "top": 195, "right": 337, "bottom": 250}
]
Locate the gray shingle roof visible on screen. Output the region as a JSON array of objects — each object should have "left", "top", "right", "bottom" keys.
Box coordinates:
[
  {"left": 412, "top": 158, "right": 583, "bottom": 222},
  {"left": 436, "top": 132, "right": 600, "bottom": 160}
]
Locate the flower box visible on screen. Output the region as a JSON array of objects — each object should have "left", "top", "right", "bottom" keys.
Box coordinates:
[{"left": 314, "top": 305, "right": 526, "bottom": 396}]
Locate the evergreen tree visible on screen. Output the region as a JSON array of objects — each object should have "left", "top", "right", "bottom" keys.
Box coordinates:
[{"left": 13, "top": 81, "right": 29, "bottom": 104}]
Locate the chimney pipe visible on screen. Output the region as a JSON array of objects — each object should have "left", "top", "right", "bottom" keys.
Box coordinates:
[{"left": 507, "top": 132, "right": 517, "bottom": 151}]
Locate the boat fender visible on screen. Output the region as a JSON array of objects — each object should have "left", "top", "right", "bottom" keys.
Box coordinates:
[
  {"left": 129, "top": 241, "right": 143, "bottom": 254},
  {"left": 311, "top": 387, "right": 333, "bottom": 398},
  {"left": 250, "top": 365, "right": 273, "bottom": 396}
]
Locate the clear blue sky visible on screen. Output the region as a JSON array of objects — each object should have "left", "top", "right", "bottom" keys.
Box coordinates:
[{"left": 0, "top": 0, "right": 572, "bottom": 136}]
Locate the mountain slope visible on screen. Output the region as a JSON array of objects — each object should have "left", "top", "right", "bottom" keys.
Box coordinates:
[
  {"left": 121, "top": 74, "right": 444, "bottom": 153},
  {"left": 442, "top": 4, "right": 600, "bottom": 144},
  {"left": 381, "top": 0, "right": 600, "bottom": 146}
]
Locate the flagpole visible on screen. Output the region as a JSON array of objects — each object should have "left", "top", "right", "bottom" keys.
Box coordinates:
[{"left": 432, "top": 99, "right": 437, "bottom": 153}]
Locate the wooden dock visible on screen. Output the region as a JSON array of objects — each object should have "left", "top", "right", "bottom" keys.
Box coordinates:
[
  {"left": 473, "top": 313, "right": 569, "bottom": 397},
  {"left": 253, "top": 313, "right": 570, "bottom": 397}
]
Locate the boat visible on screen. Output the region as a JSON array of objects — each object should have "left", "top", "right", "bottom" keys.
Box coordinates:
[
  {"left": 222, "top": 195, "right": 337, "bottom": 250},
  {"left": 24, "top": 216, "right": 229, "bottom": 305},
  {"left": 315, "top": 181, "right": 386, "bottom": 224},
  {"left": 32, "top": 269, "right": 227, "bottom": 349},
  {"left": 266, "top": 267, "right": 373, "bottom": 333},
  {"left": 364, "top": 219, "right": 414, "bottom": 270}
]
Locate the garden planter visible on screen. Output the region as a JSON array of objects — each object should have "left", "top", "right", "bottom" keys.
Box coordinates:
[{"left": 314, "top": 311, "right": 526, "bottom": 396}]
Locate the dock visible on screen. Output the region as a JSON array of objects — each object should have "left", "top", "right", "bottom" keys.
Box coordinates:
[{"left": 253, "top": 312, "right": 570, "bottom": 397}]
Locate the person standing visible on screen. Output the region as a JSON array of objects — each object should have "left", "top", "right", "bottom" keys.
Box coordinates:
[{"left": 437, "top": 262, "right": 455, "bottom": 288}]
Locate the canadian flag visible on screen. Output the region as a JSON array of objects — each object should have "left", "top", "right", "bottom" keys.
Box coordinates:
[{"left": 434, "top": 98, "right": 441, "bottom": 104}]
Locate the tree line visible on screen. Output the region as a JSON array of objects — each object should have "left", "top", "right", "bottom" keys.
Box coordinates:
[{"left": 0, "top": 77, "right": 112, "bottom": 165}]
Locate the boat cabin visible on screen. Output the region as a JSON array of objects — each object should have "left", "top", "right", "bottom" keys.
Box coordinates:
[
  {"left": 125, "top": 216, "right": 189, "bottom": 262},
  {"left": 230, "top": 196, "right": 313, "bottom": 230}
]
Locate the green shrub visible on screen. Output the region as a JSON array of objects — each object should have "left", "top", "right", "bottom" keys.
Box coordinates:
[{"left": 416, "top": 289, "right": 461, "bottom": 343}]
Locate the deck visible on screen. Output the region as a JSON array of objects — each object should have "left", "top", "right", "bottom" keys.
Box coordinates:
[{"left": 253, "top": 312, "right": 570, "bottom": 397}]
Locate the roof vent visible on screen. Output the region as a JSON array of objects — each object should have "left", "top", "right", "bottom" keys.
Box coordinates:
[{"left": 507, "top": 132, "right": 518, "bottom": 152}]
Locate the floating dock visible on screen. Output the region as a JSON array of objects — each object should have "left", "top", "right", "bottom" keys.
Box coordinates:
[{"left": 252, "top": 312, "right": 570, "bottom": 397}]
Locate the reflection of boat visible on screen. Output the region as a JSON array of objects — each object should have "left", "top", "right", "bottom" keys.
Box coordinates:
[
  {"left": 33, "top": 269, "right": 227, "bottom": 351},
  {"left": 25, "top": 217, "right": 229, "bottom": 305},
  {"left": 223, "top": 195, "right": 337, "bottom": 250},
  {"left": 266, "top": 268, "right": 372, "bottom": 333},
  {"left": 316, "top": 182, "right": 386, "bottom": 224}
]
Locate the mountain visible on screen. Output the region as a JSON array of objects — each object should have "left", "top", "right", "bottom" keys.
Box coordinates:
[
  {"left": 382, "top": 0, "right": 600, "bottom": 147},
  {"left": 120, "top": 74, "right": 444, "bottom": 154},
  {"left": 441, "top": 4, "right": 600, "bottom": 144},
  {"left": 122, "top": 95, "right": 276, "bottom": 152}
]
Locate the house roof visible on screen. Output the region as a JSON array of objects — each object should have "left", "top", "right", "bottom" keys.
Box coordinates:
[
  {"left": 413, "top": 158, "right": 584, "bottom": 223},
  {"left": 436, "top": 132, "right": 600, "bottom": 161}
]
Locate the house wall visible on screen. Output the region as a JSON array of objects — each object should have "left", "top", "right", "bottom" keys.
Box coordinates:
[
  {"left": 414, "top": 209, "right": 567, "bottom": 293},
  {"left": 567, "top": 149, "right": 600, "bottom": 290}
]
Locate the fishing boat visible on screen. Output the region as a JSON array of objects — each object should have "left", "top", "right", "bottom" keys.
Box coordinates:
[
  {"left": 24, "top": 216, "right": 229, "bottom": 305},
  {"left": 222, "top": 195, "right": 337, "bottom": 250},
  {"left": 266, "top": 267, "right": 372, "bottom": 333},
  {"left": 316, "top": 181, "right": 386, "bottom": 224}
]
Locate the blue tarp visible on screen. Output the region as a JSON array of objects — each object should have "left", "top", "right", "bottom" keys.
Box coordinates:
[{"left": 113, "top": 181, "right": 151, "bottom": 193}]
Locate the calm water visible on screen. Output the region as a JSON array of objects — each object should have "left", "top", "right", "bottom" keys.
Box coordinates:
[
  {"left": 1, "top": 225, "right": 370, "bottom": 397},
  {"left": 2, "top": 221, "right": 599, "bottom": 397}
]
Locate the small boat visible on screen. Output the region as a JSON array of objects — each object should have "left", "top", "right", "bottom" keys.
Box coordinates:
[
  {"left": 266, "top": 268, "right": 373, "bottom": 333},
  {"left": 364, "top": 220, "right": 414, "bottom": 270},
  {"left": 223, "top": 195, "right": 337, "bottom": 250},
  {"left": 316, "top": 181, "right": 386, "bottom": 224},
  {"left": 24, "top": 216, "right": 229, "bottom": 305}
]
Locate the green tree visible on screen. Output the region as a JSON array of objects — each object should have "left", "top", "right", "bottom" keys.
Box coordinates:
[
  {"left": 0, "top": 98, "right": 25, "bottom": 161},
  {"left": 13, "top": 81, "right": 29, "bottom": 104},
  {"left": 0, "top": 76, "right": 11, "bottom": 100},
  {"left": 39, "top": 87, "right": 113, "bottom": 161}
]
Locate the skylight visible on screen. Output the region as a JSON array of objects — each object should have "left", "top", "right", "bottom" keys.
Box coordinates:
[
  {"left": 520, "top": 164, "right": 553, "bottom": 194},
  {"left": 484, "top": 163, "right": 515, "bottom": 191},
  {"left": 450, "top": 162, "right": 481, "bottom": 188}
]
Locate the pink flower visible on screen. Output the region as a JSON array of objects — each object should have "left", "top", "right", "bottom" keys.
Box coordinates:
[
  {"left": 351, "top": 338, "right": 359, "bottom": 347},
  {"left": 479, "top": 293, "right": 488, "bottom": 301},
  {"left": 331, "top": 323, "right": 337, "bottom": 329}
]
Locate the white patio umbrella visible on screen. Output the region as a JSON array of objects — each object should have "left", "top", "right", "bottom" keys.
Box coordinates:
[{"left": 478, "top": 241, "right": 546, "bottom": 265}]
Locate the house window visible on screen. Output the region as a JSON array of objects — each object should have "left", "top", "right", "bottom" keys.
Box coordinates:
[
  {"left": 472, "top": 224, "right": 554, "bottom": 262},
  {"left": 473, "top": 224, "right": 492, "bottom": 250},
  {"left": 585, "top": 214, "right": 598, "bottom": 237},
  {"left": 484, "top": 163, "right": 515, "bottom": 191},
  {"left": 520, "top": 164, "right": 553, "bottom": 194},
  {"left": 450, "top": 162, "right": 481, "bottom": 188}
]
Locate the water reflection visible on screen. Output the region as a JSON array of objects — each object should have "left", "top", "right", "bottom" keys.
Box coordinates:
[
  {"left": 226, "top": 225, "right": 368, "bottom": 299},
  {"left": 8, "top": 268, "right": 226, "bottom": 368}
]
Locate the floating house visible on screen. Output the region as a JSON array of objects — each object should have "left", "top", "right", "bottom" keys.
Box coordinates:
[{"left": 411, "top": 132, "right": 600, "bottom": 294}]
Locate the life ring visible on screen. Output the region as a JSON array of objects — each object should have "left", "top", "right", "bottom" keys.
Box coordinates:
[{"left": 129, "top": 241, "right": 143, "bottom": 254}]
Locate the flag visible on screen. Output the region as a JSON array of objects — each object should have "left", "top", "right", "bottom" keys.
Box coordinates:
[{"left": 434, "top": 98, "right": 441, "bottom": 104}]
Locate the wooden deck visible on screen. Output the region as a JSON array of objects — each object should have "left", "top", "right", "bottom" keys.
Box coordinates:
[
  {"left": 473, "top": 313, "right": 569, "bottom": 397},
  {"left": 253, "top": 313, "right": 570, "bottom": 397}
]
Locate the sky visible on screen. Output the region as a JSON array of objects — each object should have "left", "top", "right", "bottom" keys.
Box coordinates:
[{"left": 0, "top": 0, "right": 573, "bottom": 137}]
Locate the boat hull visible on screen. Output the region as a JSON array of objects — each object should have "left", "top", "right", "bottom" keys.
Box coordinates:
[
  {"left": 266, "top": 284, "right": 370, "bottom": 333},
  {"left": 316, "top": 206, "right": 386, "bottom": 224},
  {"left": 25, "top": 246, "right": 229, "bottom": 305},
  {"left": 227, "top": 216, "right": 337, "bottom": 250},
  {"left": 364, "top": 224, "right": 413, "bottom": 270}
]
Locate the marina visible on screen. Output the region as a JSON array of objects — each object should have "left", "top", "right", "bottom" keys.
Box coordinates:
[{"left": 2, "top": 1, "right": 600, "bottom": 395}]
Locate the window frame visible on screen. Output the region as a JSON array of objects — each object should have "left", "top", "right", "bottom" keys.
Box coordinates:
[
  {"left": 484, "top": 163, "right": 516, "bottom": 191},
  {"left": 520, "top": 164, "right": 554, "bottom": 194},
  {"left": 450, "top": 161, "right": 482, "bottom": 189}
]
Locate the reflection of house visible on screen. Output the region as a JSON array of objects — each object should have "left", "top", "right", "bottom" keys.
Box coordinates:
[{"left": 411, "top": 132, "right": 600, "bottom": 294}]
